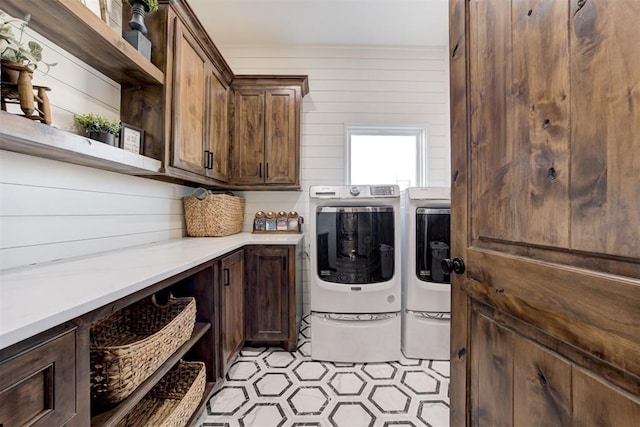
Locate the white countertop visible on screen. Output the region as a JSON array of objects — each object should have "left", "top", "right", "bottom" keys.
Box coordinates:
[{"left": 0, "top": 233, "right": 304, "bottom": 350}]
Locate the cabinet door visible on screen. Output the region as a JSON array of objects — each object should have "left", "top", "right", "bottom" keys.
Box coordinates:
[
  {"left": 231, "top": 89, "right": 265, "bottom": 184},
  {"left": 220, "top": 249, "right": 244, "bottom": 374},
  {"left": 171, "top": 19, "right": 207, "bottom": 175},
  {"left": 206, "top": 67, "right": 230, "bottom": 182},
  {"left": 265, "top": 89, "right": 297, "bottom": 185},
  {"left": 245, "top": 246, "right": 296, "bottom": 349},
  {"left": 0, "top": 328, "right": 77, "bottom": 427}
]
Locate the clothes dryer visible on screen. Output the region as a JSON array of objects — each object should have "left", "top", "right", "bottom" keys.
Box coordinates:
[
  {"left": 309, "top": 185, "right": 402, "bottom": 362},
  {"left": 401, "top": 187, "right": 451, "bottom": 360}
]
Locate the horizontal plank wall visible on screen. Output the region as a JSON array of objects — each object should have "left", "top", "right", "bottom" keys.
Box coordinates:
[
  {"left": 0, "top": 5, "right": 191, "bottom": 270},
  {"left": 0, "top": 151, "right": 190, "bottom": 271},
  {"left": 224, "top": 45, "right": 452, "bottom": 313}
]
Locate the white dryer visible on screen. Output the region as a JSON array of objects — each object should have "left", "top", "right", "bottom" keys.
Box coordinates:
[
  {"left": 309, "top": 185, "right": 402, "bottom": 362},
  {"left": 401, "top": 187, "right": 451, "bottom": 360}
]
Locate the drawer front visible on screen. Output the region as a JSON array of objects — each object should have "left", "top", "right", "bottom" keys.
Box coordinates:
[{"left": 0, "top": 328, "right": 76, "bottom": 427}]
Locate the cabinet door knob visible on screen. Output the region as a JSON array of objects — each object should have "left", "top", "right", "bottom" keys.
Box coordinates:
[
  {"left": 259, "top": 163, "right": 263, "bottom": 178},
  {"left": 223, "top": 268, "right": 230, "bottom": 286}
]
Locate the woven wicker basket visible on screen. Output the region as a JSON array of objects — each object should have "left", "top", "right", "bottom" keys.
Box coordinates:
[
  {"left": 90, "top": 295, "right": 197, "bottom": 404},
  {"left": 116, "top": 361, "right": 206, "bottom": 427},
  {"left": 183, "top": 188, "right": 245, "bottom": 237}
]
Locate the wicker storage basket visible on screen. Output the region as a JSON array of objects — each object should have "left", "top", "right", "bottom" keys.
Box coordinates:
[
  {"left": 183, "top": 188, "right": 245, "bottom": 237},
  {"left": 116, "top": 361, "right": 206, "bottom": 427},
  {"left": 90, "top": 295, "right": 197, "bottom": 404}
]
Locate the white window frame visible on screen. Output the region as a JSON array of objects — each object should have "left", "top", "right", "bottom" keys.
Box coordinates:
[{"left": 345, "top": 125, "right": 427, "bottom": 186}]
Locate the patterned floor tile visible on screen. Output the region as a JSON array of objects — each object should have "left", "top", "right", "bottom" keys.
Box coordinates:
[
  {"left": 199, "top": 316, "right": 450, "bottom": 427},
  {"left": 368, "top": 384, "right": 411, "bottom": 414},
  {"left": 328, "top": 371, "right": 367, "bottom": 396}
]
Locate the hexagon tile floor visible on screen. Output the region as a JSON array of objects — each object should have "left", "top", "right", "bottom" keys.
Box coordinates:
[{"left": 197, "top": 315, "right": 450, "bottom": 427}]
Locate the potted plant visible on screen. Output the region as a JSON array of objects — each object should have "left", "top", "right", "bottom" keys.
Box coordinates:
[
  {"left": 74, "top": 113, "right": 121, "bottom": 146},
  {"left": 1, "top": 13, "right": 57, "bottom": 82},
  {"left": 1, "top": 13, "right": 57, "bottom": 116}
]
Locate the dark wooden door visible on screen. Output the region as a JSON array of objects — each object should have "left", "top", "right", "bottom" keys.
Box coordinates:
[
  {"left": 244, "top": 246, "right": 297, "bottom": 350},
  {"left": 231, "top": 89, "right": 265, "bottom": 184},
  {"left": 220, "top": 249, "right": 244, "bottom": 374},
  {"left": 449, "top": 0, "right": 640, "bottom": 425},
  {"left": 264, "top": 89, "right": 297, "bottom": 185},
  {"left": 171, "top": 18, "right": 207, "bottom": 176},
  {"left": 206, "top": 67, "right": 230, "bottom": 182}
]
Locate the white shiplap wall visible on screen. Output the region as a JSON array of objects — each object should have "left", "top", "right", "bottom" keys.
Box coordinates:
[
  {"left": 0, "top": 4, "right": 192, "bottom": 271},
  {"left": 224, "top": 45, "right": 452, "bottom": 313}
]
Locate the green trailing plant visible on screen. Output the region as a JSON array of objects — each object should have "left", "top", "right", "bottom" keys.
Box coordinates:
[
  {"left": 74, "top": 113, "right": 121, "bottom": 135},
  {"left": 0, "top": 13, "right": 57, "bottom": 72},
  {"left": 127, "top": 0, "right": 159, "bottom": 14}
]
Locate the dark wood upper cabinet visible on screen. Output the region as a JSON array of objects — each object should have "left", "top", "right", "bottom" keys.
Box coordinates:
[
  {"left": 230, "top": 76, "right": 308, "bottom": 190},
  {"left": 265, "top": 89, "right": 297, "bottom": 185},
  {"left": 232, "top": 89, "right": 266, "bottom": 184},
  {"left": 207, "top": 68, "right": 231, "bottom": 183},
  {"left": 171, "top": 17, "right": 208, "bottom": 176},
  {"left": 244, "top": 245, "right": 299, "bottom": 351},
  {"left": 169, "top": 18, "right": 230, "bottom": 182}
]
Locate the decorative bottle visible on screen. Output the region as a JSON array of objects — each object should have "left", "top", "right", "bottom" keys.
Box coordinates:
[
  {"left": 265, "top": 211, "right": 277, "bottom": 231},
  {"left": 277, "top": 211, "right": 288, "bottom": 231},
  {"left": 254, "top": 211, "right": 266, "bottom": 232}
]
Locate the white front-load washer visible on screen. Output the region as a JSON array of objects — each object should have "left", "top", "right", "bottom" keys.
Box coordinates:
[
  {"left": 309, "top": 185, "right": 402, "bottom": 362},
  {"left": 401, "top": 187, "right": 451, "bottom": 360}
]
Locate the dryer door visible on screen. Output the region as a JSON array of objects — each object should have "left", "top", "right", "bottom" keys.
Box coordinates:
[{"left": 416, "top": 208, "right": 451, "bottom": 283}]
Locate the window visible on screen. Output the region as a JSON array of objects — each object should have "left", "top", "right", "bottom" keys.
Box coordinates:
[{"left": 346, "top": 126, "right": 426, "bottom": 190}]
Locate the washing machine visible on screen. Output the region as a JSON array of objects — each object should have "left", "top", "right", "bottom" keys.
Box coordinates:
[
  {"left": 401, "top": 186, "right": 451, "bottom": 360},
  {"left": 309, "top": 185, "right": 402, "bottom": 362}
]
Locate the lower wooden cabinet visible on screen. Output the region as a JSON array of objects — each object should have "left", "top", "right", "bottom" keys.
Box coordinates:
[
  {"left": 220, "top": 249, "right": 244, "bottom": 374},
  {"left": 244, "top": 245, "right": 300, "bottom": 351},
  {"left": 0, "top": 326, "right": 79, "bottom": 427},
  {"left": 0, "top": 243, "right": 302, "bottom": 427}
]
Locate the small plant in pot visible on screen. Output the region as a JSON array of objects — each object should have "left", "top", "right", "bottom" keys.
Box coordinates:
[
  {"left": 74, "top": 113, "right": 121, "bottom": 146},
  {"left": 1, "top": 13, "right": 57, "bottom": 81},
  {"left": 1, "top": 13, "right": 57, "bottom": 117}
]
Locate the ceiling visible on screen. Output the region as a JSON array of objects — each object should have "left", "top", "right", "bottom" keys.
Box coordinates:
[{"left": 188, "top": 0, "right": 450, "bottom": 48}]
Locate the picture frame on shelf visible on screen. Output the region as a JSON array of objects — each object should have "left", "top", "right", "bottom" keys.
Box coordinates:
[{"left": 120, "top": 123, "right": 144, "bottom": 154}]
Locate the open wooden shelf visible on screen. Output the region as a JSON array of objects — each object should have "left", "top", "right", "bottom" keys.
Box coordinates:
[
  {"left": 1, "top": 0, "right": 164, "bottom": 85},
  {"left": 0, "top": 111, "right": 162, "bottom": 175},
  {"left": 91, "top": 322, "right": 211, "bottom": 427}
]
